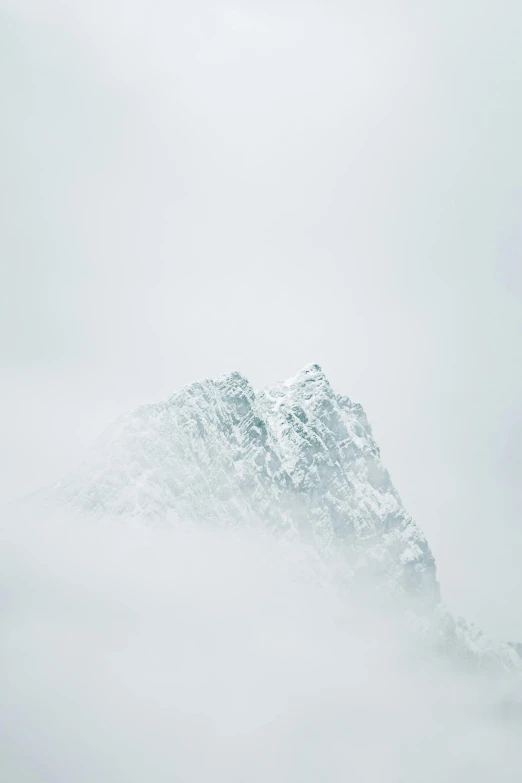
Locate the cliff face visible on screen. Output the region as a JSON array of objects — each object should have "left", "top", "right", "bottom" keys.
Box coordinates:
[
  {"left": 30, "top": 363, "right": 521, "bottom": 670},
  {"left": 46, "top": 363, "right": 436, "bottom": 602}
]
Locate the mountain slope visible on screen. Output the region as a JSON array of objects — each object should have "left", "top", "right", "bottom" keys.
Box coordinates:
[
  {"left": 32, "top": 363, "right": 520, "bottom": 670},
  {"left": 43, "top": 364, "right": 437, "bottom": 603}
]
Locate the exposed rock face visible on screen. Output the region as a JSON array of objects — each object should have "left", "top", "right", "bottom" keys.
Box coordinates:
[
  {"left": 33, "top": 363, "right": 520, "bottom": 670},
  {"left": 45, "top": 364, "right": 437, "bottom": 603}
]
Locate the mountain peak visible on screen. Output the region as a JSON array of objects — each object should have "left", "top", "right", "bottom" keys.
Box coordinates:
[
  {"left": 215, "top": 369, "right": 251, "bottom": 387},
  {"left": 24, "top": 364, "right": 521, "bottom": 670},
  {"left": 281, "top": 362, "right": 328, "bottom": 388},
  {"left": 42, "top": 364, "right": 438, "bottom": 604}
]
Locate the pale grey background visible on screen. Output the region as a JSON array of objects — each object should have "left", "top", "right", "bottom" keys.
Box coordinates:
[{"left": 1, "top": 0, "right": 521, "bottom": 638}]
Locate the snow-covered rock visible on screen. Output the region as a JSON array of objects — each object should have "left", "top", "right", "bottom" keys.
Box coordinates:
[
  {"left": 40, "top": 364, "right": 436, "bottom": 602},
  {"left": 30, "top": 363, "right": 520, "bottom": 670}
]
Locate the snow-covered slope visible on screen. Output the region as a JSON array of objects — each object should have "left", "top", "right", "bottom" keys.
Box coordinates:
[
  {"left": 43, "top": 364, "right": 436, "bottom": 602},
  {"left": 32, "top": 363, "right": 520, "bottom": 670}
]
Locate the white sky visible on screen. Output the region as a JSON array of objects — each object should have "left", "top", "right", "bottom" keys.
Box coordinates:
[{"left": 1, "top": 0, "right": 521, "bottom": 639}]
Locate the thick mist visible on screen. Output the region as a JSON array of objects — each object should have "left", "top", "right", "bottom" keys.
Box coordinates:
[
  {"left": 2, "top": 0, "right": 522, "bottom": 641},
  {"left": 1, "top": 512, "right": 520, "bottom": 782}
]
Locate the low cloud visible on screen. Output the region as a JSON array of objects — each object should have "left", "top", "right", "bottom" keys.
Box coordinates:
[{"left": 1, "top": 512, "right": 520, "bottom": 782}]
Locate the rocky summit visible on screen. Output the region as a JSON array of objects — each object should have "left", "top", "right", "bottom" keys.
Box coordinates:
[{"left": 33, "top": 363, "right": 521, "bottom": 670}]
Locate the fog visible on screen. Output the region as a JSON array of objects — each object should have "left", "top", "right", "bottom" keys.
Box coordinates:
[
  {"left": 2, "top": 1, "right": 522, "bottom": 777},
  {"left": 2, "top": 0, "right": 522, "bottom": 642},
  {"left": 1, "top": 511, "right": 521, "bottom": 782}
]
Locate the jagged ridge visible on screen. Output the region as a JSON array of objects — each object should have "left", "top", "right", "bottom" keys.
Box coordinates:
[
  {"left": 46, "top": 363, "right": 437, "bottom": 600},
  {"left": 33, "top": 363, "right": 521, "bottom": 670}
]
